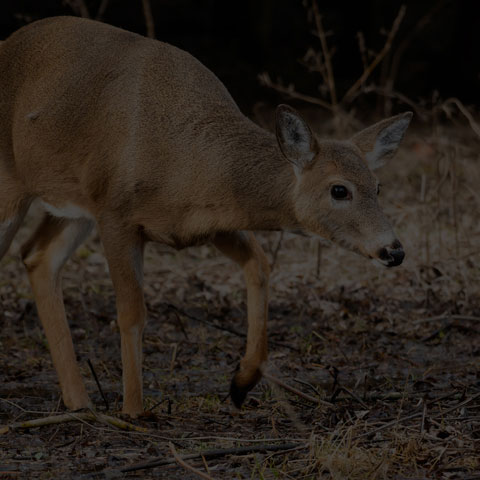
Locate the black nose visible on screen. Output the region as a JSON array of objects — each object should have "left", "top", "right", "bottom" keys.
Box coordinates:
[{"left": 378, "top": 242, "right": 405, "bottom": 267}]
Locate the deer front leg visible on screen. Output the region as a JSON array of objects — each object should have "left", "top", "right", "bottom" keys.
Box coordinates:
[
  {"left": 99, "top": 224, "right": 146, "bottom": 417},
  {"left": 213, "top": 231, "right": 270, "bottom": 407}
]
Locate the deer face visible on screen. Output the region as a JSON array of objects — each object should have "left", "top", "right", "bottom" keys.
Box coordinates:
[{"left": 276, "top": 105, "right": 412, "bottom": 267}]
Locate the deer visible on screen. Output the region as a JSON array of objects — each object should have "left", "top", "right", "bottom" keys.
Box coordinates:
[{"left": 0, "top": 16, "right": 411, "bottom": 417}]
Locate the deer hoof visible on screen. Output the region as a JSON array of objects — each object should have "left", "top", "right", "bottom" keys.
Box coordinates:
[{"left": 229, "top": 365, "right": 262, "bottom": 408}]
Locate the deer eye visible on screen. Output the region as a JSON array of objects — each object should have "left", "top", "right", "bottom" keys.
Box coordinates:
[{"left": 331, "top": 185, "right": 350, "bottom": 200}]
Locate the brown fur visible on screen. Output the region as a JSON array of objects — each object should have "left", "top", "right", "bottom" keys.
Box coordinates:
[{"left": 0, "top": 17, "right": 411, "bottom": 416}]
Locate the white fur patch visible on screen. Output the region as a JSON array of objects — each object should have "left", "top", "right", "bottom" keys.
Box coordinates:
[
  {"left": 371, "top": 257, "right": 390, "bottom": 268},
  {"left": 363, "top": 231, "right": 396, "bottom": 255},
  {"left": 41, "top": 201, "right": 95, "bottom": 220},
  {"left": 48, "top": 220, "right": 94, "bottom": 274}
]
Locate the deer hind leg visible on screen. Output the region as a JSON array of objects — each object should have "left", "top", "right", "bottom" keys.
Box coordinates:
[
  {"left": 0, "top": 179, "right": 30, "bottom": 261},
  {"left": 21, "top": 214, "right": 94, "bottom": 410},
  {"left": 98, "top": 223, "right": 146, "bottom": 417},
  {"left": 213, "top": 231, "right": 270, "bottom": 408},
  {"left": 0, "top": 206, "right": 28, "bottom": 260}
]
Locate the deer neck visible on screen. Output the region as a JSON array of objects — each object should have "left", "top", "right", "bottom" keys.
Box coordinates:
[
  {"left": 213, "top": 116, "right": 299, "bottom": 232},
  {"left": 133, "top": 112, "right": 300, "bottom": 243}
]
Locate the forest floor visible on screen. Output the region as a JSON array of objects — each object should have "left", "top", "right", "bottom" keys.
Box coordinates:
[{"left": 1, "top": 117, "right": 480, "bottom": 479}]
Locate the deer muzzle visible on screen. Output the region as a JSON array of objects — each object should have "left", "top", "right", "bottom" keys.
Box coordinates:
[{"left": 377, "top": 239, "right": 405, "bottom": 267}]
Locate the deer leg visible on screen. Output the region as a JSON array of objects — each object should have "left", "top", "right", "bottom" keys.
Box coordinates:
[
  {"left": 0, "top": 180, "right": 30, "bottom": 261},
  {"left": 21, "top": 215, "right": 94, "bottom": 410},
  {"left": 0, "top": 206, "right": 28, "bottom": 260},
  {"left": 213, "top": 231, "right": 270, "bottom": 407},
  {"left": 98, "top": 224, "right": 146, "bottom": 417}
]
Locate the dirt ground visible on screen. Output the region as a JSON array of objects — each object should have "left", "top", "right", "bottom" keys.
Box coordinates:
[{"left": 1, "top": 118, "right": 479, "bottom": 479}]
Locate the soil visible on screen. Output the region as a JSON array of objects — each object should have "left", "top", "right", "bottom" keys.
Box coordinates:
[{"left": 1, "top": 123, "right": 480, "bottom": 479}]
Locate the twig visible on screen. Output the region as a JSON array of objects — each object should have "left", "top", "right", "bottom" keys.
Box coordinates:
[
  {"left": 360, "top": 84, "right": 427, "bottom": 119},
  {"left": 362, "top": 391, "right": 416, "bottom": 401},
  {"left": 0, "top": 397, "right": 47, "bottom": 415},
  {"left": 420, "top": 400, "right": 427, "bottom": 434},
  {"left": 258, "top": 73, "right": 362, "bottom": 130},
  {"left": 263, "top": 372, "right": 332, "bottom": 407},
  {"left": 355, "top": 411, "right": 422, "bottom": 439},
  {"left": 441, "top": 98, "right": 480, "bottom": 140},
  {"left": 169, "top": 442, "right": 215, "bottom": 480},
  {"left": 418, "top": 317, "right": 480, "bottom": 342},
  {"left": 293, "top": 378, "right": 320, "bottom": 396},
  {"left": 429, "top": 445, "right": 448, "bottom": 472},
  {"left": 95, "top": 0, "right": 110, "bottom": 20},
  {"left": 383, "top": 0, "right": 447, "bottom": 114},
  {"left": 414, "top": 314, "right": 480, "bottom": 325},
  {"left": 311, "top": 1, "right": 337, "bottom": 105},
  {"left": 258, "top": 73, "right": 333, "bottom": 111},
  {"left": 201, "top": 455, "right": 212, "bottom": 477},
  {"left": 420, "top": 321, "right": 452, "bottom": 342},
  {"left": 5, "top": 412, "right": 147, "bottom": 433},
  {"left": 432, "top": 392, "right": 480, "bottom": 418},
  {"left": 342, "top": 5, "right": 406, "bottom": 104},
  {"left": 158, "top": 435, "right": 307, "bottom": 443},
  {"left": 141, "top": 0, "right": 155, "bottom": 38},
  {"left": 87, "top": 359, "right": 109, "bottom": 411},
  {"left": 340, "top": 386, "right": 369, "bottom": 409},
  {"left": 355, "top": 392, "right": 480, "bottom": 439},
  {"left": 120, "top": 443, "right": 300, "bottom": 473}
]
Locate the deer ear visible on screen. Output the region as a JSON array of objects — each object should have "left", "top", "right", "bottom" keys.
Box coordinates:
[
  {"left": 275, "top": 104, "right": 319, "bottom": 175},
  {"left": 351, "top": 112, "right": 413, "bottom": 170}
]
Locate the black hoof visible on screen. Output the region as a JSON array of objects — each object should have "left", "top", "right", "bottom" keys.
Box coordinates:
[
  {"left": 229, "top": 366, "right": 262, "bottom": 408},
  {"left": 230, "top": 377, "right": 249, "bottom": 408}
]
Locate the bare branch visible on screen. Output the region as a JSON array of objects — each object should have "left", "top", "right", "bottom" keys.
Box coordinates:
[
  {"left": 311, "top": 1, "right": 337, "bottom": 105},
  {"left": 169, "top": 442, "right": 215, "bottom": 480},
  {"left": 384, "top": 0, "right": 447, "bottom": 114},
  {"left": 342, "top": 5, "right": 406, "bottom": 104},
  {"left": 258, "top": 73, "right": 333, "bottom": 111},
  {"left": 6, "top": 412, "right": 147, "bottom": 432},
  {"left": 361, "top": 84, "right": 428, "bottom": 120},
  {"left": 263, "top": 371, "right": 333, "bottom": 407},
  {"left": 121, "top": 443, "right": 302, "bottom": 473},
  {"left": 141, "top": 0, "right": 156, "bottom": 39},
  {"left": 441, "top": 98, "right": 480, "bottom": 140},
  {"left": 95, "top": 0, "right": 111, "bottom": 20}
]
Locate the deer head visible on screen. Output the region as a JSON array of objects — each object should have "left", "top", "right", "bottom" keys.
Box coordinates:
[{"left": 276, "top": 105, "right": 412, "bottom": 267}]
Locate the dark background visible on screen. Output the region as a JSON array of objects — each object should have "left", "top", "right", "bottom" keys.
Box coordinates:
[{"left": 1, "top": 0, "right": 479, "bottom": 115}]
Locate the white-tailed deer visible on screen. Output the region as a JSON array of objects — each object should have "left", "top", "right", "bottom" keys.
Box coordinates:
[{"left": 0, "top": 17, "right": 411, "bottom": 417}]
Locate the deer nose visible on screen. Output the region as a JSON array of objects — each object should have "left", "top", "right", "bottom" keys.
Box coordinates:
[{"left": 378, "top": 240, "right": 405, "bottom": 267}]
